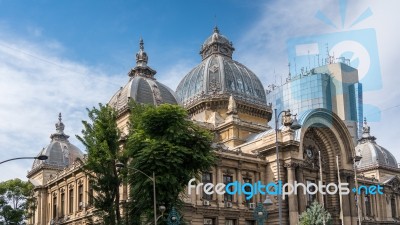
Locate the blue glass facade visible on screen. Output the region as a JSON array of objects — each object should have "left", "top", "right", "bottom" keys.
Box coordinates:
[{"left": 266, "top": 63, "right": 363, "bottom": 140}]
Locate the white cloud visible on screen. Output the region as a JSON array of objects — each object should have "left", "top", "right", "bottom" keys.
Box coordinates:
[
  {"left": 0, "top": 31, "right": 125, "bottom": 181},
  {"left": 158, "top": 59, "right": 195, "bottom": 91},
  {"left": 236, "top": 0, "right": 400, "bottom": 162}
]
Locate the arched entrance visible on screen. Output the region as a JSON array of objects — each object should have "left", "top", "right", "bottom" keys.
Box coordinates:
[{"left": 295, "top": 109, "right": 356, "bottom": 225}]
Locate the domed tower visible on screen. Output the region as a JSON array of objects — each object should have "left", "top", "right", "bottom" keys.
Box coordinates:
[
  {"left": 176, "top": 27, "right": 272, "bottom": 147},
  {"left": 356, "top": 118, "right": 399, "bottom": 180},
  {"left": 109, "top": 38, "right": 178, "bottom": 132},
  {"left": 27, "top": 113, "right": 84, "bottom": 185}
]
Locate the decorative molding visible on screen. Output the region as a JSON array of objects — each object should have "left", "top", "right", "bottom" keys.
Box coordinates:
[
  {"left": 284, "top": 162, "right": 300, "bottom": 169},
  {"left": 222, "top": 168, "right": 234, "bottom": 175}
]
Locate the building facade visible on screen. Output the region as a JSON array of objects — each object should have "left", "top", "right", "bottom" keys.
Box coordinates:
[{"left": 27, "top": 28, "right": 400, "bottom": 225}]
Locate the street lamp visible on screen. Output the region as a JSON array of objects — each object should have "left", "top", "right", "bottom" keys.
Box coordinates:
[
  {"left": 353, "top": 154, "right": 363, "bottom": 225},
  {"left": 254, "top": 203, "right": 268, "bottom": 225},
  {"left": 115, "top": 162, "right": 158, "bottom": 225},
  {"left": 0, "top": 155, "right": 48, "bottom": 165},
  {"left": 166, "top": 207, "right": 181, "bottom": 225},
  {"left": 274, "top": 109, "right": 301, "bottom": 225}
]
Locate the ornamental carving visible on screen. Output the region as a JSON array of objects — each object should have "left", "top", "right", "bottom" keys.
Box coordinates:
[
  {"left": 284, "top": 162, "right": 300, "bottom": 168},
  {"left": 242, "top": 171, "right": 252, "bottom": 179},
  {"left": 222, "top": 168, "right": 234, "bottom": 175}
]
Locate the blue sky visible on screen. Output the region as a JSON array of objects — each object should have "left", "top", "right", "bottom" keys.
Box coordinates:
[
  {"left": 0, "top": 0, "right": 399, "bottom": 181},
  {"left": 0, "top": 0, "right": 261, "bottom": 74}
]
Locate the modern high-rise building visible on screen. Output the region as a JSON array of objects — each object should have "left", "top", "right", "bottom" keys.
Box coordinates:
[{"left": 266, "top": 61, "right": 363, "bottom": 144}]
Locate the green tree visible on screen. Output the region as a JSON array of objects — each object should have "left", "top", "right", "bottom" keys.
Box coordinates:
[
  {"left": 125, "top": 103, "right": 215, "bottom": 224},
  {"left": 77, "top": 104, "right": 124, "bottom": 225},
  {"left": 0, "top": 178, "right": 34, "bottom": 224},
  {"left": 299, "top": 201, "right": 333, "bottom": 225}
]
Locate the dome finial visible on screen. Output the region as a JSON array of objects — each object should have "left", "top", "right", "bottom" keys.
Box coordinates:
[
  {"left": 55, "top": 112, "right": 65, "bottom": 134},
  {"left": 213, "top": 25, "right": 219, "bottom": 34},
  {"left": 363, "top": 117, "right": 370, "bottom": 134},
  {"left": 139, "top": 37, "right": 144, "bottom": 50},
  {"left": 360, "top": 117, "right": 375, "bottom": 142},
  {"left": 135, "top": 37, "right": 148, "bottom": 66},
  {"left": 128, "top": 38, "right": 157, "bottom": 78}
]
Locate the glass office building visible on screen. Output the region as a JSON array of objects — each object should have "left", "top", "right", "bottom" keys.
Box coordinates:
[{"left": 266, "top": 62, "right": 363, "bottom": 143}]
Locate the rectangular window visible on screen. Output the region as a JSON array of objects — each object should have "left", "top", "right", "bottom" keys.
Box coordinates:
[
  {"left": 225, "top": 219, "right": 236, "bottom": 225},
  {"left": 203, "top": 218, "right": 214, "bottom": 225},
  {"left": 69, "top": 189, "right": 74, "bottom": 213},
  {"left": 245, "top": 220, "right": 255, "bottom": 225},
  {"left": 365, "top": 195, "right": 371, "bottom": 216},
  {"left": 391, "top": 197, "right": 397, "bottom": 218},
  {"left": 223, "top": 175, "right": 233, "bottom": 202},
  {"left": 306, "top": 180, "right": 316, "bottom": 206},
  {"left": 60, "top": 193, "right": 65, "bottom": 216},
  {"left": 243, "top": 178, "right": 252, "bottom": 204},
  {"left": 202, "top": 172, "right": 213, "bottom": 200},
  {"left": 88, "top": 181, "right": 94, "bottom": 206},
  {"left": 52, "top": 195, "right": 57, "bottom": 219},
  {"left": 78, "top": 185, "right": 83, "bottom": 211}
]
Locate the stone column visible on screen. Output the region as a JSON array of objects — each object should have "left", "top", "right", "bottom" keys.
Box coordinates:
[
  {"left": 296, "top": 167, "right": 306, "bottom": 214},
  {"left": 286, "top": 163, "right": 299, "bottom": 224},
  {"left": 237, "top": 169, "right": 243, "bottom": 208},
  {"left": 341, "top": 174, "right": 352, "bottom": 224},
  {"left": 348, "top": 176, "right": 357, "bottom": 224},
  {"left": 255, "top": 172, "right": 260, "bottom": 204},
  {"left": 217, "top": 166, "right": 223, "bottom": 207}
]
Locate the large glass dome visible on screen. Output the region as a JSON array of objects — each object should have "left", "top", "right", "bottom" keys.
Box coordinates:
[{"left": 176, "top": 27, "right": 267, "bottom": 108}]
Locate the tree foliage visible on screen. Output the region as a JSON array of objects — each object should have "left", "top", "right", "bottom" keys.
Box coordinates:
[
  {"left": 77, "top": 104, "right": 123, "bottom": 225},
  {"left": 0, "top": 178, "right": 34, "bottom": 224},
  {"left": 125, "top": 102, "right": 215, "bottom": 224},
  {"left": 299, "top": 201, "right": 333, "bottom": 225}
]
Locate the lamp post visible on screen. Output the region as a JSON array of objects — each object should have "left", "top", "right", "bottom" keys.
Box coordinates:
[
  {"left": 254, "top": 203, "right": 268, "bottom": 225},
  {"left": 353, "top": 154, "right": 362, "bottom": 225},
  {"left": 274, "top": 109, "right": 301, "bottom": 225},
  {"left": 166, "top": 207, "right": 181, "bottom": 225},
  {"left": 0, "top": 155, "right": 48, "bottom": 165},
  {"left": 115, "top": 162, "right": 158, "bottom": 225}
]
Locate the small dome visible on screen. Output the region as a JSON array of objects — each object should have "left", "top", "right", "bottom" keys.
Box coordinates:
[
  {"left": 176, "top": 27, "right": 267, "bottom": 108},
  {"left": 356, "top": 118, "right": 398, "bottom": 169},
  {"left": 109, "top": 39, "right": 178, "bottom": 111},
  {"left": 31, "top": 113, "right": 84, "bottom": 170},
  {"left": 202, "top": 27, "right": 231, "bottom": 50}
]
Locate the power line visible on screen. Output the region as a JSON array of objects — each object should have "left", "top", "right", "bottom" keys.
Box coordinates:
[{"left": 364, "top": 104, "right": 400, "bottom": 117}]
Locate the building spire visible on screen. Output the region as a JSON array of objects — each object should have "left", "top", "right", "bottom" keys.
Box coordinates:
[
  {"left": 139, "top": 37, "right": 144, "bottom": 50},
  {"left": 360, "top": 117, "right": 376, "bottom": 142},
  {"left": 129, "top": 38, "right": 157, "bottom": 78},
  {"left": 51, "top": 112, "right": 69, "bottom": 140},
  {"left": 136, "top": 37, "right": 148, "bottom": 66},
  {"left": 55, "top": 113, "right": 65, "bottom": 134}
]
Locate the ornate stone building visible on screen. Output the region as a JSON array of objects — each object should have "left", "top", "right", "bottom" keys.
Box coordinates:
[{"left": 27, "top": 28, "right": 400, "bottom": 225}]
